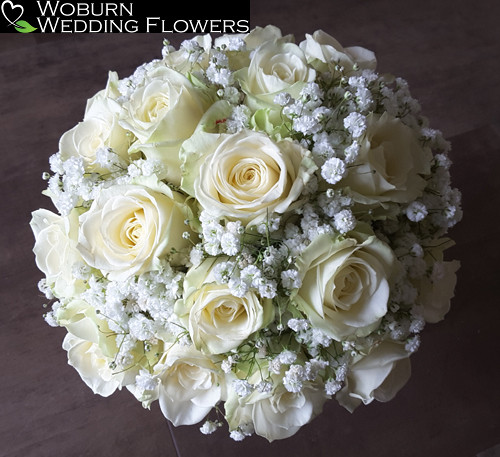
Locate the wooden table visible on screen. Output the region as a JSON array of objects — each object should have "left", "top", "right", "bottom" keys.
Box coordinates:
[{"left": 1, "top": 0, "right": 499, "bottom": 455}]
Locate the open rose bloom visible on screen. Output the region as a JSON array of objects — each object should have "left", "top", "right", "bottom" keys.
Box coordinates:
[{"left": 31, "top": 25, "right": 461, "bottom": 443}]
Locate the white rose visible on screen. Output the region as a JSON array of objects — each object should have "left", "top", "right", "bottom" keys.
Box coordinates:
[
  {"left": 84, "top": 70, "right": 122, "bottom": 111},
  {"left": 214, "top": 25, "right": 291, "bottom": 72},
  {"left": 242, "top": 25, "right": 291, "bottom": 50},
  {"left": 336, "top": 340, "right": 411, "bottom": 412},
  {"left": 175, "top": 258, "right": 274, "bottom": 355},
  {"left": 59, "top": 300, "right": 134, "bottom": 396},
  {"left": 120, "top": 66, "right": 212, "bottom": 186},
  {"left": 182, "top": 128, "right": 316, "bottom": 226},
  {"left": 225, "top": 371, "right": 328, "bottom": 442},
  {"left": 216, "top": 24, "right": 287, "bottom": 52},
  {"left": 30, "top": 208, "right": 85, "bottom": 298},
  {"left": 236, "top": 39, "right": 316, "bottom": 107},
  {"left": 294, "top": 228, "right": 395, "bottom": 340},
  {"left": 299, "top": 30, "right": 377, "bottom": 71},
  {"left": 156, "top": 344, "right": 224, "bottom": 426},
  {"left": 59, "top": 90, "right": 131, "bottom": 173},
  {"left": 63, "top": 333, "right": 124, "bottom": 397},
  {"left": 78, "top": 178, "right": 192, "bottom": 281},
  {"left": 413, "top": 238, "right": 460, "bottom": 323},
  {"left": 342, "top": 112, "right": 432, "bottom": 206},
  {"left": 162, "top": 34, "right": 213, "bottom": 72}
]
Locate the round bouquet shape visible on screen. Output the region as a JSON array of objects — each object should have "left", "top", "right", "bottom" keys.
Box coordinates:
[{"left": 31, "top": 25, "right": 462, "bottom": 442}]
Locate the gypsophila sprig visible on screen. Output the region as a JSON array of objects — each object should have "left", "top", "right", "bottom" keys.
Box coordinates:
[{"left": 30, "top": 25, "right": 461, "bottom": 444}]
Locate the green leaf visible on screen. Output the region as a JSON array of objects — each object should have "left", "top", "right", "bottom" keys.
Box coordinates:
[{"left": 14, "top": 20, "right": 37, "bottom": 33}]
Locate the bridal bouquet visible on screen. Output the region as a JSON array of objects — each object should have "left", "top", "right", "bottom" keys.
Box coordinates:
[{"left": 31, "top": 25, "right": 462, "bottom": 442}]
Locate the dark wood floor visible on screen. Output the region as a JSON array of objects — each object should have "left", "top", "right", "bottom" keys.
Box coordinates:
[{"left": 1, "top": 0, "right": 499, "bottom": 456}]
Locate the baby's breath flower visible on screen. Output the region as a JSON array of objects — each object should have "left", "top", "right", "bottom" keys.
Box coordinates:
[
  {"left": 180, "top": 38, "right": 205, "bottom": 62},
  {"left": 405, "top": 335, "right": 421, "bottom": 354},
  {"left": 256, "top": 380, "right": 273, "bottom": 393},
  {"left": 274, "top": 92, "right": 293, "bottom": 106},
  {"left": 226, "top": 105, "right": 250, "bottom": 132},
  {"left": 229, "top": 430, "right": 246, "bottom": 441},
  {"left": 240, "top": 265, "right": 262, "bottom": 287},
  {"left": 343, "top": 112, "right": 367, "bottom": 138},
  {"left": 220, "top": 232, "right": 240, "bottom": 256},
  {"left": 325, "top": 379, "right": 342, "bottom": 395},
  {"left": 213, "top": 261, "right": 236, "bottom": 284},
  {"left": 189, "top": 244, "right": 204, "bottom": 267},
  {"left": 200, "top": 420, "right": 222, "bottom": 435},
  {"left": 221, "top": 355, "right": 237, "bottom": 373},
  {"left": 281, "top": 269, "right": 302, "bottom": 289},
  {"left": 333, "top": 208, "right": 357, "bottom": 234},
  {"left": 288, "top": 318, "right": 310, "bottom": 332},
  {"left": 258, "top": 279, "right": 277, "bottom": 299},
  {"left": 278, "top": 350, "right": 297, "bottom": 365},
  {"left": 43, "top": 310, "right": 59, "bottom": 327},
  {"left": 135, "top": 370, "right": 158, "bottom": 394},
  {"left": 38, "top": 278, "right": 54, "bottom": 300},
  {"left": 229, "top": 277, "right": 249, "bottom": 298},
  {"left": 321, "top": 157, "right": 347, "bottom": 184},
  {"left": 406, "top": 201, "right": 428, "bottom": 222},
  {"left": 233, "top": 379, "right": 253, "bottom": 397},
  {"left": 344, "top": 140, "right": 360, "bottom": 163},
  {"left": 283, "top": 364, "right": 305, "bottom": 393}
]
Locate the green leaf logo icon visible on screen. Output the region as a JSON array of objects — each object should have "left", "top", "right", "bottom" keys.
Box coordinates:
[
  {"left": 1, "top": 1, "right": 37, "bottom": 33},
  {"left": 14, "top": 19, "right": 36, "bottom": 33}
]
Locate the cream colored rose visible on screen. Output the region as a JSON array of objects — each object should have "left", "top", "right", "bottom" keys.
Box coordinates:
[
  {"left": 183, "top": 128, "right": 316, "bottom": 226},
  {"left": 59, "top": 93, "right": 131, "bottom": 174},
  {"left": 214, "top": 25, "right": 289, "bottom": 72},
  {"left": 63, "top": 333, "right": 125, "bottom": 397},
  {"left": 235, "top": 39, "right": 316, "bottom": 106},
  {"left": 242, "top": 24, "right": 290, "bottom": 51},
  {"left": 30, "top": 208, "right": 85, "bottom": 299},
  {"left": 120, "top": 66, "right": 212, "bottom": 186},
  {"left": 156, "top": 344, "right": 224, "bottom": 426},
  {"left": 294, "top": 228, "right": 395, "bottom": 341},
  {"left": 162, "top": 34, "right": 213, "bottom": 72},
  {"left": 175, "top": 258, "right": 274, "bottom": 355},
  {"left": 336, "top": 340, "right": 411, "bottom": 412},
  {"left": 225, "top": 365, "right": 328, "bottom": 442},
  {"left": 77, "top": 179, "right": 192, "bottom": 281},
  {"left": 299, "top": 30, "right": 377, "bottom": 71},
  {"left": 413, "top": 238, "right": 460, "bottom": 323},
  {"left": 59, "top": 300, "right": 135, "bottom": 396},
  {"left": 342, "top": 112, "right": 432, "bottom": 206},
  {"left": 84, "top": 71, "right": 122, "bottom": 111}
]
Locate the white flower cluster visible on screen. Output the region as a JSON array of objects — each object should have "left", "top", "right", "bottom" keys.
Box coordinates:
[{"left": 31, "top": 25, "right": 462, "bottom": 443}]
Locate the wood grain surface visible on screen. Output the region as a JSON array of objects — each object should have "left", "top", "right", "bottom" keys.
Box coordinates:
[{"left": 1, "top": 0, "right": 499, "bottom": 456}]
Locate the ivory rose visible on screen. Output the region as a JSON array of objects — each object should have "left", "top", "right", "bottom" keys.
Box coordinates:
[
  {"left": 30, "top": 208, "right": 85, "bottom": 299},
  {"left": 59, "top": 299, "right": 136, "bottom": 396},
  {"left": 59, "top": 93, "right": 131, "bottom": 174},
  {"left": 342, "top": 112, "right": 432, "bottom": 206},
  {"left": 63, "top": 333, "right": 124, "bottom": 397},
  {"left": 225, "top": 364, "right": 328, "bottom": 442},
  {"left": 336, "top": 340, "right": 411, "bottom": 412},
  {"left": 294, "top": 227, "right": 396, "bottom": 341},
  {"left": 77, "top": 178, "right": 192, "bottom": 281},
  {"left": 235, "top": 39, "right": 316, "bottom": 107},
  {"left": 120, "top": 65, "right": 212, "bottom": 186},
  {"left": 215, "top": 24, "right": 285, "bottom": 54},
  {"left": 299, "top": 30, "right": 377, "bottom": 72},
  {"left": 182, "top": 127, "right": 316, "bottom": 226},
  {"left": 162, "top": 34, "right": 213, "bottom": 72},
  {"left": 413, "top": 238, "right": 460, "bottom": 323},
  {"left": 214, "top": 25, "right": 291, "bottom": 72},
  {"left": 175, "top": 257, "right": 274, "bottom": 355},
  {"left": 156, "top": 344, "right": 225, "bottom": 426}
]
